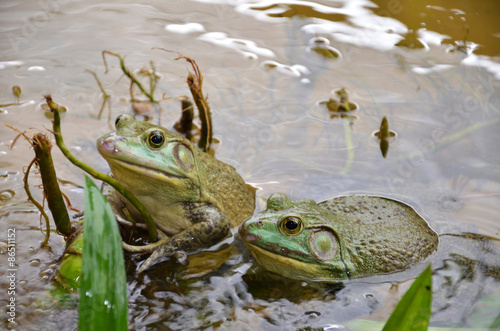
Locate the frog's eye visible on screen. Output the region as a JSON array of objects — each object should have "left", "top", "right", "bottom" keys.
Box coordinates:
[
  {"left": 279, "top": 216, "right": 303, "bottom": 235},
  {"left": 147, "top": 130, "right": 166, "bottom": 149},
  {"left": 115, "top": 115, "right": 122, "bottom": 126},
  {"left": 115, "top": 115, "right": 122, "bottom": 127}
]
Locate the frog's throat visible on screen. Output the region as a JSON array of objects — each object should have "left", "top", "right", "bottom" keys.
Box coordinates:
[
  {"left": 246, "top": 243, "right": 349, "bottom": 281},
  {"left": 111, "top": 159, "right": 188, "bottom": 179}
]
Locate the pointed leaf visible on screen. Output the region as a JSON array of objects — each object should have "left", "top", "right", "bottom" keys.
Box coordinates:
[
  {"left": 78, "top": 176, "right": 128, "bottom": 331},
  {"left": 382, "top": 265, "right": 432, "bottom": 331}
]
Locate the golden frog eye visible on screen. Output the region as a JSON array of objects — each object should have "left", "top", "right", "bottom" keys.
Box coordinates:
[
  {"left": 147, "top": 130, "right": 166, "bottom": 149},
  {"left": 279, "top": 216, "right": 303, "bottom": 235}
]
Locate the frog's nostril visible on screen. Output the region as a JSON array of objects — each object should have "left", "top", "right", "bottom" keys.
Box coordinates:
[
  {"left": 244, "top": 233, "right": 257, "bottom": 243},
  {"left": 97, "top": 137, "right": 116, "bottom": 154}
]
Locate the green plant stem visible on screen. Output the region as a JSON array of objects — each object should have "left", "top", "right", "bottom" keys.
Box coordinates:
[
  {"left": 33, "top": 133, "right": 71, "bottom": 236},
  {"left": 44, "top": 95, "right": 158, "bottom": 241},
  {"left": 24, "top": 157, "right": 51, "bottom": 246},
  {"left": 102, "top": 51, "right": 156, "bottom": 103}
]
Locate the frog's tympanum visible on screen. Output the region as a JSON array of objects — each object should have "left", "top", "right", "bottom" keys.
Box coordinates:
[
  {"left": 239, "top": 193, "right": 438, "bottom": 281},
  {"left": 97, "top": 114, "right": 255, "bottom": 272}
]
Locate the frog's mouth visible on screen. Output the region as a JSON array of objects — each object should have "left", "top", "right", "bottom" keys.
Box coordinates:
[
  {"left": 110, "top": 158, "right": 188, "bottom": 180},
  {"left": 244, "top": 243, "right": 349, "bottom": 281}
]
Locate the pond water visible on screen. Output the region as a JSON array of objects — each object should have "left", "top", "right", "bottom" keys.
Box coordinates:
[{"left": 1, "top": 0, "right": 500, "bottom": 330}]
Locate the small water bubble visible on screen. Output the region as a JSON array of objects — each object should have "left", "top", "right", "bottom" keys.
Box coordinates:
[
  {"left": 40, "top": 268, "right": 54, "bottom": 278},
  {"left": 305, "top": 310, "right": 321, "bottom": 319},
  {"left": 261, "top": 60, "right": 278, "bottom": 70},
  {"left": 438, "top": 194, "right": 464, "bottom": 212},
  {"left": 0, "top": 190, "right": 14, "bottom": 201},
  {"left": 30, "top": 259, "right": 41, "bottom": 266},
  {"left": 18, "top": 280, "right": 27, "bottom": 287},
  {"left": 307, "top": 37, "right": 341, "bottom": 59},
  {"left": 310, "top": 37, "right": 330, "bottom": 46}
]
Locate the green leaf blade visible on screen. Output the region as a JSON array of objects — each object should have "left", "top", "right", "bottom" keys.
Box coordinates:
[
  {"left": 382, "top": 264, "right": 433, "bottom": 331},
  {"left": 78, "top": 176, "right": 128, "bottom": 331}
]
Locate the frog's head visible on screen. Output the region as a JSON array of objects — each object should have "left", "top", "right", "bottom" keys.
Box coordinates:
[
  {"left": 97, "top": 114, "right": 201, "bottom": 204},
  {"left": 239, "top": 193, "right": 350, "bottom": 281}
]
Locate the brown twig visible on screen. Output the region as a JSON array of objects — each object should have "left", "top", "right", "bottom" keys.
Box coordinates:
[
  {"left": 32, "top": 132, "right": 72, "bottom": 236},
  {"left": 155, "top": 48, "right": 213, "bottom": 152}
]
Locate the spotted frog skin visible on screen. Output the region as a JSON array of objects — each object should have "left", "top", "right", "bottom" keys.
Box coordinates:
[
  {"left": 97, "top": 114, "right": 255, "bottom": 272},
  {"left": 239, "top": 193, "right": 438, "bottom": 281}
]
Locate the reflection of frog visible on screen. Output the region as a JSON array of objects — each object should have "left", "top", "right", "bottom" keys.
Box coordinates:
[
  {"left": 97, "top": 114, "right": 255, "bottom": 271},
  {"left": 239, "top": 193, "right": 438, "bottom": 281}
]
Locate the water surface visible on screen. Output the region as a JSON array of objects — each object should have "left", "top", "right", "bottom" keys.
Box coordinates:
[{"left": 1, "top": 0, "right": 500, "bottom": 329}]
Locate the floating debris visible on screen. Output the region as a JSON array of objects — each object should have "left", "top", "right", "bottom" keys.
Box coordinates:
[
  {"left": 318, "top": 88, "right": 359, "bottom": 123},
  {"left": 373, "top": 116, "right": 396, "bottom": 158},
  {"left": 307, "top": 37, "right": 341, "bottom": 60},
  {"left": 12, "top": 85, "right": 21, "bottom": 102}
]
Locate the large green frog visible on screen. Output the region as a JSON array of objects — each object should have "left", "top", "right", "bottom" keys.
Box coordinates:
[
  {"left": 97, "top": 114, "right": 255, "bottom": 272},
  {"left": 239, "top": 193, "right": 438, "bottom": 281}
]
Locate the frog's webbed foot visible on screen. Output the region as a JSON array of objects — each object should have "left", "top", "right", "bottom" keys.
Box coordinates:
[
  {"left": 122, "top": 236, "right": 170, "bottom": 253},
  {"left": 137, "top": 205, "right": 231, "bottom": 273},
  {"left": 137, "top": 244, "right": 177, "bottom": 273}
]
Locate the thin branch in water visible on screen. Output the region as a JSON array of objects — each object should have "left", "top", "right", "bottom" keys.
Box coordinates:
[
  {"left": 101, "top": 51, "right": 157, "bottom": 104},
  {"left": 24, "top": 156, "right": 51, "bottom": 247},
  {"left": 85, "top": 70, "right": 111, "bottom": 121}
]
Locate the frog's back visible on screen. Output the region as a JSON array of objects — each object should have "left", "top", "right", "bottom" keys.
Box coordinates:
[
  {"left": 198, "top": 152, "right": 256, "bottom": 227},
  {"left": 320, "top": 195, "right": 438, "bottom": 276}
]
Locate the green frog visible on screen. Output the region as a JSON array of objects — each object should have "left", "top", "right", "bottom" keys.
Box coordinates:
[
  {"left": 239, "top": 193, "right": 438, "bottom": 281},
  {"left": 97, "top": 114, "right": 255, "bottom": 272}
]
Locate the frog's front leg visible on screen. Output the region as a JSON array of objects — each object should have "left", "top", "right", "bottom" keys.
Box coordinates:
[{"left": 137, "top": 204, "right": 230, "bottom": 273}]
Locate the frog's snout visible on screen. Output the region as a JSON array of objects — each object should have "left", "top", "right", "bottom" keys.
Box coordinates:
[
  {"left": 238, "top": 220, "right": 258, "bottom": 243},
  {"left": 97, "top": 134, "right": 122, "bottom": 155}
]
